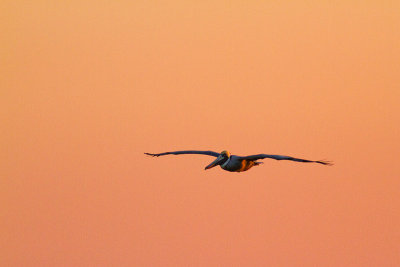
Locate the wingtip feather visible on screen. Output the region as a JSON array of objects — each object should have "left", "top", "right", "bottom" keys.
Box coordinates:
[{"left": 317, "top": 160, "right": 333, "bottom": 166}]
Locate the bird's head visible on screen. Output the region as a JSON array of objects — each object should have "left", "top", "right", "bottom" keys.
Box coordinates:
[
  {"left": 205, "top": 150, "right": 230, "bottom": 170},
  {"left": 220, "top": 150, "right": 230, "bottom": 158}
]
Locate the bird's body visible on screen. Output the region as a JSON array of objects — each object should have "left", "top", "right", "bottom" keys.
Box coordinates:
[
  {"left": 145, "top": 150, "right": 332, "bottom": 172},
  {"left": 217, "top": 155, "right": 262, "bottom": 172}
]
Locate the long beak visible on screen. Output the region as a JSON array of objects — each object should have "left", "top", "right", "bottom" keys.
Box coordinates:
[{"left": 205, "top": 156, "right": 223, "bottom": 170}]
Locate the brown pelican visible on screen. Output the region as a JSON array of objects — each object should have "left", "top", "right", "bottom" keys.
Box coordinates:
[{"left": 145, "top": 150, "right": 332, "bottom": 172}]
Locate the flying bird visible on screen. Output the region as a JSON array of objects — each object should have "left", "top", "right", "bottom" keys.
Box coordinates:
[{"left": 145, "top": 150, "right": 332, "bottom": 172}]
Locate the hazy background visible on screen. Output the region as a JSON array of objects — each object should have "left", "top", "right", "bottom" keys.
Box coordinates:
[{"left": 2, "top": 1, "right": 399, "bottom": 266}]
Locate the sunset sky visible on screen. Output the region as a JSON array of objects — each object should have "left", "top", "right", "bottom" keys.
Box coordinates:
[{"left": 2, "top": 1, "right": 400, "bottom": 266}]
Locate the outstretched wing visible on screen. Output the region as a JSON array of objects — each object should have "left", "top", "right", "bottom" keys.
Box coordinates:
[
  {"left": 145, "top": 150, "right": 220, "bottom": 158},
  {"left": 242, "top": 154, "right": 333, "bottom": 165}
]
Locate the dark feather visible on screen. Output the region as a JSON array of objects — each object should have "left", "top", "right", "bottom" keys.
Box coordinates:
[
  {"left": 144, "top": 150, "right": 220, "bottom": 157},
  {"left": 241, "top": 154, "right": 333, "bottom": 165}
]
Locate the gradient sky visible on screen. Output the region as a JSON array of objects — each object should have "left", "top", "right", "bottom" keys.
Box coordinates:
[{"left": 2, "top": 1, "right": 400, "bottom": 266}]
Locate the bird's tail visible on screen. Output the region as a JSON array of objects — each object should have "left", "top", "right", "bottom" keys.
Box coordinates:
[{"left": 254, "top": 161, "right": 263, "bottom": 166}]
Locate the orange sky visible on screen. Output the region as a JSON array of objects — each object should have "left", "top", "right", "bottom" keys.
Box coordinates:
[{"left": 2, "top": 1, "right": 400, "bottom": 266}]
